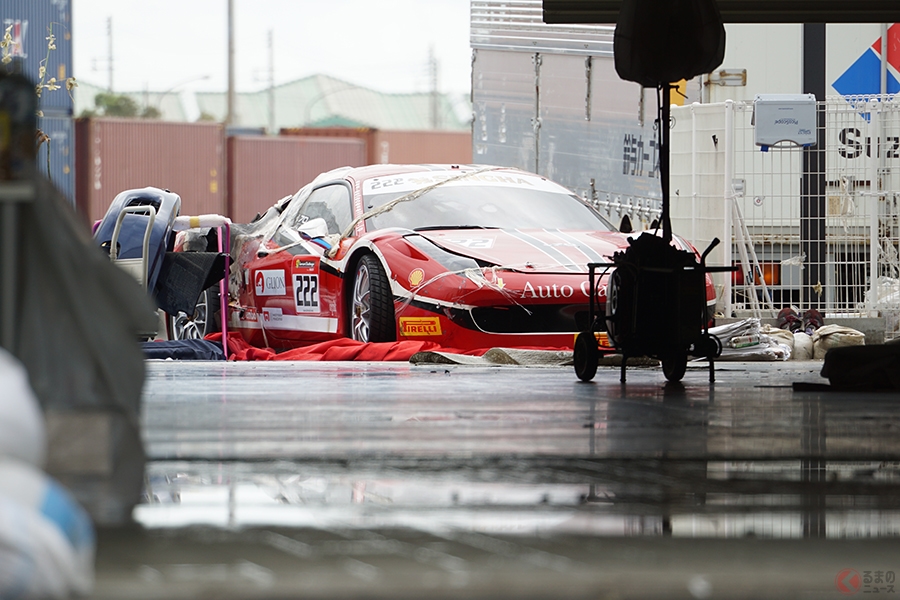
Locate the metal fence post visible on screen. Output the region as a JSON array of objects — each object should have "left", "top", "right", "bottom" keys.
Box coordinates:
[
  {"left": 723, "top": 100, "right": 734, "bottom": 317},
  {"left": 801, "top": 24, "right": 827, "bottom": 311},
  {"left": 868, "top": 99, "right": 881, "bottom": 316}
]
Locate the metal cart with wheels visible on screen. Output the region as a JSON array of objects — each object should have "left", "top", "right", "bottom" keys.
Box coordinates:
[{"left": 573, "top": 234, "right": 732, "bottom": 383}]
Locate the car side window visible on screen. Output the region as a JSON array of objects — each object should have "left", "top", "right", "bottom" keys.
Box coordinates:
[{"left": 294, "top": 184, "right": 353, "bottom": 235}]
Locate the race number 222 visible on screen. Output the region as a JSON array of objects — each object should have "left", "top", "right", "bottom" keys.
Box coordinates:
[{"left": 294, "top": 274, "right": 319, "bottom": 313}]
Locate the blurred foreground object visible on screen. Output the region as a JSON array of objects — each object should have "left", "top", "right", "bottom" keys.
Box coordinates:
[
  {"left": 0, "top": 71, "right": 158, "bottom": 526},
  {"left": 0, "top": 347, "right": 96, "bottom": 598}
]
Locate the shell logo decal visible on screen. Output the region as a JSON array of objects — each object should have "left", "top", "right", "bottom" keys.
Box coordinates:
[{"left": 408, "top": 268, "right": 425, "bottom": 287}]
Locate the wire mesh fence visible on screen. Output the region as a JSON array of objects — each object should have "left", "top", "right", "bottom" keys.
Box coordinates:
[{"left": 671, "top": 95, "right": 900, "bottom": 339}]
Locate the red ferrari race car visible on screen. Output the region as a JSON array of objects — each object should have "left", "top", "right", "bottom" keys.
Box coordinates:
[{"left": 176, "top": 164, "right": 717, "bottom": 352}]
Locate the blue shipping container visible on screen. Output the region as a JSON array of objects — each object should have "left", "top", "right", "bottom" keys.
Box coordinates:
[
  {"left": 36, "top": 114, "right": 75, "bottom": 204},
  {"left": 1, "top": 0, "right": 74, "bottom": 114}
]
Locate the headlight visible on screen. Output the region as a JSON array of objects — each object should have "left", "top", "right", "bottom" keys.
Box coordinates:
[{"left": 404, "top": 234, "right": 486, "bottom": 272}]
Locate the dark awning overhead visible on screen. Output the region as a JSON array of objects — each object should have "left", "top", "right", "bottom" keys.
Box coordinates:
[{"left": 543, "top": 1, "right": 900, "bottom": 24}]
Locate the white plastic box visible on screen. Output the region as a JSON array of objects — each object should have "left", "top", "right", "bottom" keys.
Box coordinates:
[{"left": 753, "top": 94, "right": 818, "bottom": 148}]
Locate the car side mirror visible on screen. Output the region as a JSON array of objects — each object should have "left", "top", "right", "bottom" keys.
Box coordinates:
[{"left": 298, "top": 217, "right": 329, "bottom": 239}]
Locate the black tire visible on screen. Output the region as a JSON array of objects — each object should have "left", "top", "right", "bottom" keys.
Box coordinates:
[
  {"left": 662, "top": 353, "right": 688, "bottom": 382},
  {"left": 169, "top": 286, "right": 220, "bottom": 340},
  {"left": 574, "top": 331, "right": 599, "bottom": 382},
  {"left": 605, "top": 268, "right": 634, "bottom": 349},
  {"left": 349, "top": 254, "right": 396, "bottom": 343}
]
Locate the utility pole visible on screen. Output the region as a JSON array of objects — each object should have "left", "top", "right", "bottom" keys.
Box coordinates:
[
  {"left": 429, "top": 45, "right": 439, "bottom": 129},
  {"left": 226, "top": 0, "right": 235, "bottom": 126},
  {"left": 107, "top": 16, "right": 113, "bottom": 92},
  {"left": 268, "top": 29, "right": 275, "bottom": 134}
]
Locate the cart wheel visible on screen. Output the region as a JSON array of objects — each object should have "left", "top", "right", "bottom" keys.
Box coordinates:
[
  {"left": 695, "top": 332, "right": 723, "bottom": 360},
  {"left": 662, "top": 353, "right": 688, "bottom": 382},
  {"left": 574, "top": 331, "right": 599, "bottom": 382}
]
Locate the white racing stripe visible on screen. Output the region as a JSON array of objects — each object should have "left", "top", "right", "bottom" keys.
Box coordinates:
[
  {"left": 503, "top": 230, "right": 584, "bottom": 272},
  {"left": 545, "top": 229, "right": 608, "bottom": 264}
]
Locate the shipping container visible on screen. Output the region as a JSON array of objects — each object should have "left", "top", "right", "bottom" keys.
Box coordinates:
[
  {"left": 706, "top": 23, "right": 898, "bottom": 103},
  {"left": 370, "top": 130, "right": 472, "bottom": 164},
  {"left": 470, "top": 0, "right": 662, "bottom": 230},
  {"left": 227, "top": 135, "right": 366, "bottom": 223},
  {"left": 3, "top": 0, "right": 75, "bottom": 202},
  {"left": 37, "top": 113, "right": 75, "bottom": 203},
  {"left": 1, "top": 0, "right": 73, "bottom": 113},
  {"left": 280, "top": 127, "right": 472, "bottom": 166},
  {"left": 75, "top": 119, "right": 226, "bottom": 224}
]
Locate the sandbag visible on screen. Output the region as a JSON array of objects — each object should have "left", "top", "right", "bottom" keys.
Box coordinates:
[
  {"left": 761, "top": 325, "right": 795, "bottom": 351},
  {"left": 0, "top": 460, "right": 95, "bottom": 598},
  {"left": 812, "top": 324, "right": 865, "bottom": 360},
  {"left": 793, "top": 332, "right": 814, "bottom": 360},
  {"left": 0, "top": 348, "right": 46, "bottom": 467}
]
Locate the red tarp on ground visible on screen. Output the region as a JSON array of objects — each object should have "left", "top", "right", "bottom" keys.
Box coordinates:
[{"left": 205, "top": 333, "right": 492, "bottom": 362}]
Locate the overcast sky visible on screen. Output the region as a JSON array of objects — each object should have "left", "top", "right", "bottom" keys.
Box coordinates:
[{"left": 72, "top": 0, "right": 473, "bottom": 95}]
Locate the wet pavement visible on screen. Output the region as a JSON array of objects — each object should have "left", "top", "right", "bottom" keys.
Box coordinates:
[{"left": 91, "top": 359, "right": 900, "bottom": 599}]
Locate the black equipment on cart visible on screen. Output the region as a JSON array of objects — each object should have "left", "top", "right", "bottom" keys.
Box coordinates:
[
  {"left": 572, "top": 0, "right": 734, "bottom": 384},
  {"left": 574, "top": 235, "right": 734, "bottom": 383}
]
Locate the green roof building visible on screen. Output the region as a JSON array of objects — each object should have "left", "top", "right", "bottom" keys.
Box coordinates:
[{"left": 74, "top": 74, "right": 472, "bottom": 132}]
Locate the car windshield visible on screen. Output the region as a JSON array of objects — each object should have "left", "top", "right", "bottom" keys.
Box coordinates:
[{"left": 361, "top": 172, "right": 615, "bottom": 232}]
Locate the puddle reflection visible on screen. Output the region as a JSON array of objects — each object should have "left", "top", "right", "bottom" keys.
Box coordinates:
[{"left": 136, "top": 459, "right": 900, "bottom": 539}]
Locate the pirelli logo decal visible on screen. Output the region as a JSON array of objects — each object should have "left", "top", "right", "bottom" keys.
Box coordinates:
[{"left": 399, "top": 317, "right": 442, "bottom": 336}]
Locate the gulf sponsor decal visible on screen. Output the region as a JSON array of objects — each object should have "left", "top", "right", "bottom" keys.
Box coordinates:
[
  {"left": 399, "top": 316, "right": 442, "bottom": 336},
  {"left": 254, "top": 269, "right": 286, "bottom": 296}
]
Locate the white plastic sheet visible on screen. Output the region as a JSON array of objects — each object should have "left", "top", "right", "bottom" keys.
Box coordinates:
[
  {"left": 0, "top": 348, "right": 45, "bottom": 467},
  {"left": 0, "top": 351, "right": 95, "bottom": 599},
  {"left": 0, "top": 462, "right": 95, "bottom": 599},
  {"left": 707, "top": 318, "right": 790, "bottom": 361}
]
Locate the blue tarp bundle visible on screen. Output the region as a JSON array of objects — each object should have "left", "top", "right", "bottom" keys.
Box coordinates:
[{"left": 142, "top": 339, "right": 225, "bottom": 361}]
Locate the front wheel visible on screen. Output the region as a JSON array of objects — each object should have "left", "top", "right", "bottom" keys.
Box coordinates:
[{"left": 349, "top": 254, "right": 396, "bottom": 343}]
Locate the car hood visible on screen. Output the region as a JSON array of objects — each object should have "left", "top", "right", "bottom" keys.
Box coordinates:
[{"left": 415, "top": 229, "right": 629, "bottom": 273}]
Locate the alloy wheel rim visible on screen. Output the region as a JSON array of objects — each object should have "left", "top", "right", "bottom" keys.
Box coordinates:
[
  {"left": 173, "top": 292, "right": 208, "bottom": 340},
  {"left": 352, "top": 262, "right": 372, "bottom": 341}
]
